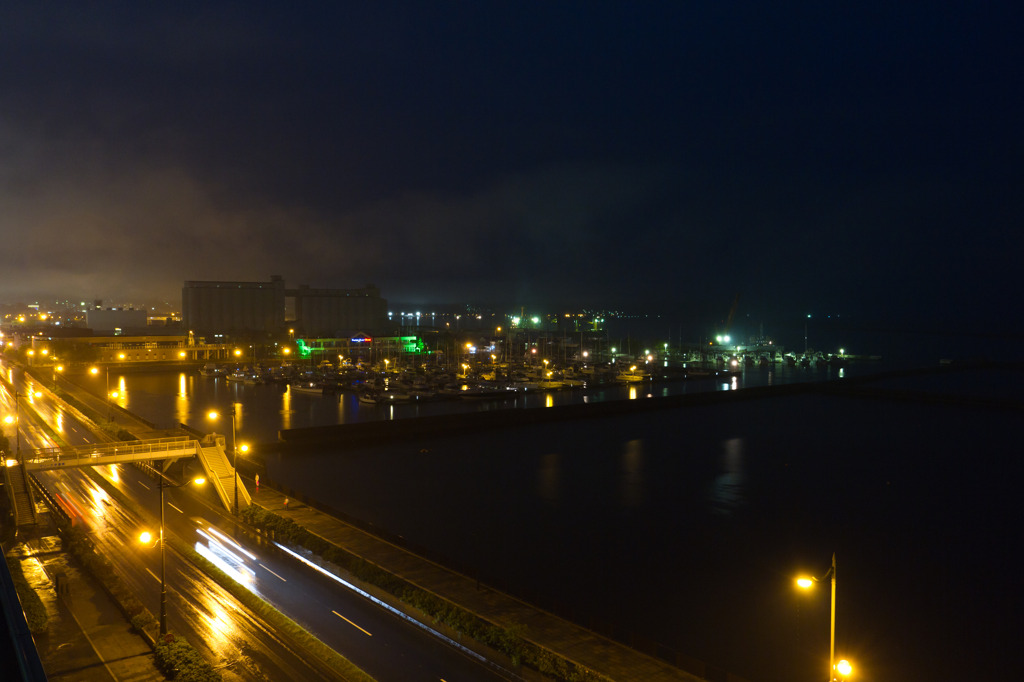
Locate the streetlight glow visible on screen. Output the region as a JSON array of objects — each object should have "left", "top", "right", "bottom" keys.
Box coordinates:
[
  {"left": 837, "top": 659, "right": 852, "bottom": 677},
  {"left": 143, "top": 472, "right": 205, "bottom": 636},
  {"left": 796, "top": 554, "right": 840, "bottom": 682},
  {"left": 207, "top": 405, "right": 243, "bottom": 515}
]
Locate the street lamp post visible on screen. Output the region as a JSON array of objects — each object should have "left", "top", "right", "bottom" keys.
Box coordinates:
[
  {"left": 4, "top": 390, "right": 39, "bottom": 462},
  {"left": 797, "top": 553, "right": 851, "bottom": 681},
  {"left": 141, "top": 469, "right": 204, "bottom": 637},
  {"left": 90, "top": 365, "right": 112, "bottom": 420},
  {"left": 207, "top": 404, "right": 243, "bottom": 515},
  {"left": 14, "top": 392, "right": 20, "bottom": 460}
]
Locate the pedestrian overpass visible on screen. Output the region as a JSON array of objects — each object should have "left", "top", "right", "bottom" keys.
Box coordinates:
[{"left": 4, "top": 435, "right": 250, "bottom": 526}]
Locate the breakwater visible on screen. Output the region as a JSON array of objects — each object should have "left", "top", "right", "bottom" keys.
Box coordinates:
[
  {"left": 267, "top": 361, "right": 1022, "bottom": 453},
  {"left": 272, "top": 380, "right": 820, "bottom": 451}
]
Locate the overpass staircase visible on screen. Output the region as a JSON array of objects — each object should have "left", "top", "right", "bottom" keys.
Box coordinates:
[
  {"left": 2, "top": 463, "right": 37, "bottom": 528},
  {"left": 196, "top": 435, "right": 251, "bottom": 513}
]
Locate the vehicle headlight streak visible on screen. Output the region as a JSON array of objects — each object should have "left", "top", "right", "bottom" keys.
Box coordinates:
[
  {"left": 196, "top": 530, "right": 256, "bottom": 591},
  {"left": 273, "top": 542, "right": 498, "bottom": 670},
  {"left": 204, "top": 526, "right": 257, "bottom": 561}
]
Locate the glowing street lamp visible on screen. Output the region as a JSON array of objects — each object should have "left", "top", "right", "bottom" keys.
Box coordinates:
[
  {"left": 139, "top": 472, "right": 205, "bottom": 636},
  {"left": 797, "top": 553, "right": 850, "bottom": 681},
  {"left": 3, "top": 414, "right": 18, "bottom": 461},
  {"left": 207, "top": 405, "right": 243, "bottom": 515},
  {"left": 90, "top": 365, "right": 114, "bottom": 420},
  {"left": 4, "top": 390, "right": 40, "bottom": 461}
]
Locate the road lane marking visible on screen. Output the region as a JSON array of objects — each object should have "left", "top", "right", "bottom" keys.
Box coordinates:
[
  {"left": 333, "top": 610, "right": 372, "bottom": 636},
  {"left": 275, "top": 542, "right": 493, "bottom": 667},
  {"left": 168, "top": 502, "right": 184, "bottom": 514},
  {"left": 259, "top": 563, "right": 286, "bottom": 581}
]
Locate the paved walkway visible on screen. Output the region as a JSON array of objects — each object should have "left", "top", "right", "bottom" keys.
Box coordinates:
[
  {"left": 9, "top": 534, "right": 161, "bottom": 681},
  {"left": 248, "top": 479, "right": 703, "bottom": 682}
]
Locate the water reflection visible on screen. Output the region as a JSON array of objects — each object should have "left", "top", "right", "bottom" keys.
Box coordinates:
[
  {"left": 620, "top": 439, "right": 645, "bottom": 507},
  {"left": 280, "top": 385, "right": 292, "bottom": 430},
  {"left": 115, "top": 375, "right": 128, "bottom": 409},
  {"left": 175, "top": 373, "right": 190, "bottom": 426},
  {"left": 82, "top": 363, "right": 857, "bottom": 445},
  {"left": 708, "top": 437, "right": 745, "bottom": 515},
  {"left": 537, "top": 452, "right": 560, "bottom": 502}
]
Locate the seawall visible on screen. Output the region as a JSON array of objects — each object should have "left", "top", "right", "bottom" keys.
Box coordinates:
[{"left": 270, "top": 380, "right": 821, "bottom": 452}]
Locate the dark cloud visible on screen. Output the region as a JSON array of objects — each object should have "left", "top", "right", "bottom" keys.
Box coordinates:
[{"left": 1, "top": 2, "right": 1022, "bottom": 338}]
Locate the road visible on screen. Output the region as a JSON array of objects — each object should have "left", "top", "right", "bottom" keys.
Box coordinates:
[{"left": 5, "top": 365, "right": 514, "bottom": 682}]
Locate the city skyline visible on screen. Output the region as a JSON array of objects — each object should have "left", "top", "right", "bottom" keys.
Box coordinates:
[{"left": 2, "top": 3, "right": 1022, "bottom": 342}]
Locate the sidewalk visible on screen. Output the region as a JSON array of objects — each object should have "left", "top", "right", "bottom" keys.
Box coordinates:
[
  {"left": 248, "top": 479, "right": 702, "bottom": 682},
  {"left": 9, "top": 534, "right": 161, "bottom": 681}
]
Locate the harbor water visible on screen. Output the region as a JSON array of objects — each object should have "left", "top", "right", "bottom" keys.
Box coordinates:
[{"left": 68, "top": 360, "right": 1022, "bottom": 682}]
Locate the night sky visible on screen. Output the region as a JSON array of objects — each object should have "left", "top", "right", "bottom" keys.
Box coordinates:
[{"left": 2, "top": 3, "right": 1022, "bottom": 342}]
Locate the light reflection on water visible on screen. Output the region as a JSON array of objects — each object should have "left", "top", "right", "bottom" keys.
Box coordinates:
[
  {"left": 537, "top": 452, "right": 560, "bottom": 502},
  {"left": 708, "top": 437, "right": 744, "bottom": 515},
  {"left": 620, "top": 439, "right": 644, "bottom": 507},
  {"left": 94, "top": 363, "right": 857, "bottom": 444}
]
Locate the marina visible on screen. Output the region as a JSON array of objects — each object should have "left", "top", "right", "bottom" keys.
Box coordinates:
[{"left": 65, "top": 355, "right": 882, "bottom": 445}]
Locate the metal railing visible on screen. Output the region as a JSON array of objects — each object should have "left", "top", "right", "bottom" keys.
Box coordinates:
[{"left": 22, "top": 436, "right": 198, "bottom": 470}]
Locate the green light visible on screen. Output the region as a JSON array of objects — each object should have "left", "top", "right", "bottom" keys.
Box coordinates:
[{"left": 295, "top": 339, "right": 312, "bottom": 358}]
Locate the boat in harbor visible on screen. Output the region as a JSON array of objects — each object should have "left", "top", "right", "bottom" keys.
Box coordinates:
[
  {"left": 290, "top": 381, "right": 326, "bottom": 395},
  {"left": 199, "top": 363, "right": 226, "bottom": 377},
  {"left": 616, "top": 366, "right": 648, "bottom": 382}
]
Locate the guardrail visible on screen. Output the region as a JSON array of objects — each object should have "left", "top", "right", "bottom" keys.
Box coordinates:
[
  {"left": 29, "top": 473, "right": 71, "bottom": 529},
  {"left": 22, "top": 437, "right": 199, "bottom": 471}
]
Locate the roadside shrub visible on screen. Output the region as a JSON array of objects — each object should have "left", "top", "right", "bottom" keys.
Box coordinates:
[
  {"left": 131, "top": 612, "right": 154, "bottom": 632},
  {"left": 154, "top": 636, "right": 221, "bottom": 681}
]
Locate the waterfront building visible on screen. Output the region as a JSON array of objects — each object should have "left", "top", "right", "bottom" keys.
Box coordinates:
[
  {"left": 291, "top": 284, "right": 387, "bottom": 337},
  {"left": 182, "top": 276, "right": 388, "bottom": 339},
  {"left": 85, "top": 307, "right": 148, "bottom": 334},
  {"left": 182, "top": 276, "right": 287, "bottom": 337},
  {"left": 28, "top": 334, "right": 236, "bottom": 364}
]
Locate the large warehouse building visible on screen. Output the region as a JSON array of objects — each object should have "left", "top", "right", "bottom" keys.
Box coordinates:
[{"left": 182, "top": 276, "right": 387, "bottom": 338}]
